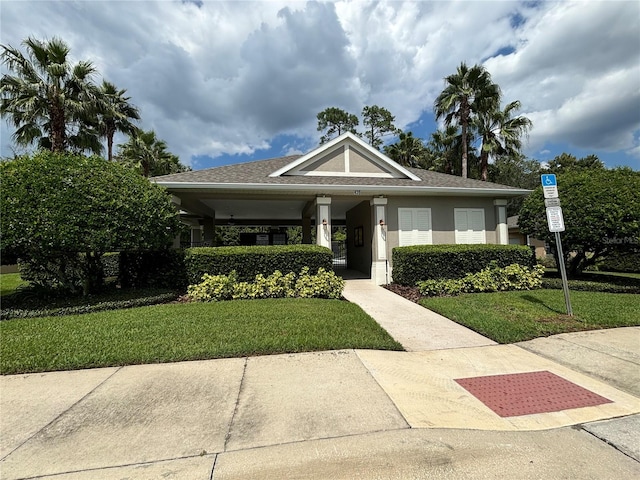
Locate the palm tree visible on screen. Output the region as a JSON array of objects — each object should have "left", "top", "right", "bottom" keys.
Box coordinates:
[
  {"left": 383, "top": 131, "right": 426, "bottom": 168},
  {"left": 1, "top": 36, "right": 102, "bottom": 153},
  {"left": 116, "top": 129, "right": 188, "bottom": 177},
  {"left": 474, "top": 100, "right": 532, "bottom": 181},
  {"left": 426, "top": 126, "right": 463, "bottom": 175},
  {"left": 434, "top": 63, "right": 500, "bottom": 178},
  {"left": 97, "top": 81, "right": 140, "bottom": 161}
]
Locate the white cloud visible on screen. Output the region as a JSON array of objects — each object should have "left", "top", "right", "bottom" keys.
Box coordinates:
[{"left": 1, "top": 0, "right": 638, "bottom": 167}]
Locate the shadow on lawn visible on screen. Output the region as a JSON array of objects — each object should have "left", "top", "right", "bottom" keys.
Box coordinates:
[{"left": 521, "top": 294, "right": 564, "bottom": 315}]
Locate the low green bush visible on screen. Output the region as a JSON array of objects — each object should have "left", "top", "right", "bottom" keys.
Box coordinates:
[
  {"left": 417, "top": 263, "right": 544, "bottom": 297},
  {"left": 185, "top": 245, "right": 333, "bottom": 283},
  {"left": 187, "top": 267, "right": 344, "bottom": 302},
  {"left": 392, "top": 244, "right": 535, "bottom": 286},
  {"left": 598, "top": 250, "right": 640, "bottom": 273},
  {"left": 1, "top": 291, "right": 179, "bottom": 320},
  {"left": 118, "top": 249, "right": 187, "bottom": 289}
]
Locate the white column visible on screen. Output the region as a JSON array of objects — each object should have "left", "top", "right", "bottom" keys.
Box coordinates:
[
  {"left": 494, "top": 199, "right": 508, "bottom": 245},
  {"left": 370, "top": 197, "right": 388, "bottom": 285},
  {"left": 316, "top": 197, "right": 332, "bottom": 249}
]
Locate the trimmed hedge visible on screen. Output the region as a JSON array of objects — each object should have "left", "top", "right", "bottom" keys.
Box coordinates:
[
  {"left": 184, "top": 245, "right": 333, "bottom": 283},
  {"left": 392, "top": 244, "right": 535, "bottom": 286},
  {"left": 118, "top": 250, "right": 187, "bottom": 289}
]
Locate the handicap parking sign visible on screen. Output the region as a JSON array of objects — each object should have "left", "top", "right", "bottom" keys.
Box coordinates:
[{"left": 541, "top": 174, "right": 557, "bottom": 186}]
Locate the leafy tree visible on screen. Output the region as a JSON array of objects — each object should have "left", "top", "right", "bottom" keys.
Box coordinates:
[
  {"left": 474, "top": 100, "right": 532, "bottom": 181},
  {"left": 546, "top": 153, "right": 605, "bottom": 174},
  {"left": 0, "top": 36, "right": 103, "bottom": 154},
  {"left": 0, "top": 151, "right": 182, "bottom": 295},
  {"left": 518, "top": 167, "right": 640, "bottom": 276},
  {"left": 488, "top": 153, "right": 541, "bottom": 216},
  {"left": 383, "top": 131, "right": 426, "bottom": 168},
  {"left": 116, "top": 129, "right": 189, "bottom": 177},
  {"left": 96, "top": 80, "right": 140, "bottom": 161},
  {"left": 361, "top": 105, "right": 398, "bottom": 150},
  {"left": 434, "top": 62, "right": 500, "bottom": 178},
  {"left": 316, "top": 107, "right": 358, "bottom": 144}
]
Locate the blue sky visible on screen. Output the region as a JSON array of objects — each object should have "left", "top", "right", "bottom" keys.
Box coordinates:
[{"left": 1, "top": 1, "right": 639, "bottom": 171}]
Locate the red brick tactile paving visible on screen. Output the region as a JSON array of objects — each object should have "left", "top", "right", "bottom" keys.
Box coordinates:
[{"left": 455, "top": 371, "right": 613, "bottom": 417}]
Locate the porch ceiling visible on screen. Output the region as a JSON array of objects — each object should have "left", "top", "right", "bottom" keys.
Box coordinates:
[{"left": 177, "top": 193, "right": 366, "bottom": 222}]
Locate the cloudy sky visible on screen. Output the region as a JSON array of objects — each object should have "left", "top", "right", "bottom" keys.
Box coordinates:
[{"left": 1, "top": 0, "right": 638, "bottom": 170}]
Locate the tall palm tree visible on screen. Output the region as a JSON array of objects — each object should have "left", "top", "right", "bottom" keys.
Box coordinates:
[
  {"left": 1, "top": 36, "right": 102, "bottom": 153},
  {"left": 97, "top": 81, "right": 140, "bottom": 161},
  {"left": 116, "top": 129, "right": 188, "bottom": 177},
  {"left": 474, "top": 100, "right": 532, "bottom": 181},
  {"left": 434, "top": 62, "right": 500, "bottom": 178},
  {"left": 383, "top": 131, "right": 426, "bottom": 168},
  {"left": 426, "top": 126, "right": 464, "bottom": 175}
]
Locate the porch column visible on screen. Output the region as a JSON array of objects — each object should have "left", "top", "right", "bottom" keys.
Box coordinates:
[
  {"left": 302, "top": 216, "right": 312, "bottom": 244},
  {"left": 191, "top": 226, "right": 202, "bottom": 246},
  {"left": 202, "top": 216, "right": 215, "bottom": 247},
  {"left": 315, "top": 197, "right": 332, "bottom": 249},
  {"left": 494, "top": 199, "right": 508, "bottom": 245},
  {"left": 370, "top": 197, "right": 388, "bottom": 285},
  {"left": 171, "top": 195, "right": 182, "bottom": 248}
]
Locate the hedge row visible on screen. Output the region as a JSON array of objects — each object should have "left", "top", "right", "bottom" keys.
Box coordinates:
[
  {"left": 184, "top": 245, "right": 333, "bottom": 284},
  {"left": 392, "top": 244, "right": 535, "bottom": 286}
]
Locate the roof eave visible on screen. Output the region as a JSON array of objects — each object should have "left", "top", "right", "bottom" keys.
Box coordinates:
[{"left": 154, "top": 181, "right": 531, "bottom": 197}]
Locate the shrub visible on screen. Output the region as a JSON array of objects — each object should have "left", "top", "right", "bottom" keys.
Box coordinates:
[
  {"left": 1, "top": 152, "right": 181, "bottom": 295},
  {"left": 392, "top": 244, "right": 534, "bottom": 286},
  {"left": 187, "top": 268, "right": 344, "bottom": 302},
  {"left": 184, "top": 245, "right": 333, "bottom": 283},
  {"left": 417, "top": 263, "right": 544, "bottom": 297},
  {"left": 118, "top": 250, "right": 187, "bottom": 290},
  {"left": 598, "top": 250, "right": 640, "bottom": 273}
]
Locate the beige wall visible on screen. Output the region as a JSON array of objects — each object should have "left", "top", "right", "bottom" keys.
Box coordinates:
[
  {"left": 385, "top": 196, "right": 498, "bottom": 252},
  {"left": 301, "top": 146, "right": 344, "bottom": 172},
  {"left": 349, "top": 148, "right": 390, "bottom": 174}
]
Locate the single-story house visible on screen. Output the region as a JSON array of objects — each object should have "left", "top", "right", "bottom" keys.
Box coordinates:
[{"left": 153, "top": 132, "right": 530, "bottom": 284}]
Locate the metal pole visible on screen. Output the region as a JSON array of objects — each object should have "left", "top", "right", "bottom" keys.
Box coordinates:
[{"left": 554, "top": 231, "right": 573, "bottom": 316}]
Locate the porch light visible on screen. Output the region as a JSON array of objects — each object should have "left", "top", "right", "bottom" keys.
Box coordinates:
[
  {"left": 322, "top": 218, "right": 328, "bottom": 227},
  {"left": 379, "top": 219, "right": 386, "bottom": 229},
  {"left": 228, "top": 215, "right": 235, "bottom": 226}
]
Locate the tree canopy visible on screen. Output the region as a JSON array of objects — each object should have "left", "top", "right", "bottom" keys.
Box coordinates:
[
  {"left": 0, "top": 151, "right": 182, "bottom": 293},
  {"left": 316, "top": 107, "right": 359, "bottom": 144},
  {"left": 115, "top": 129, "right": 189, "bottom": 177},
  {"left": 1, "top": 36, "right": 103, "bottom": 154},
  {"left": 518, "top": 167, "right": 640, "bottom": 275},
  {"left": 361, "top": 105, "right": 398, "bottom": 150}
]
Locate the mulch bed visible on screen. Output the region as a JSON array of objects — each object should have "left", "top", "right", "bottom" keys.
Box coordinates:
[{"left": 383, "top": 283, "right": 423, "bottom": 303}]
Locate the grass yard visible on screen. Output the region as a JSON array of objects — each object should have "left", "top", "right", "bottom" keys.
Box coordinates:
[
  {"left": 0, "top": 298, "right": 403, "bottom": 375},
  {"left": 420, "top": 289, "right": 640, "bottom": 344},
  {"left": 0, "top": 273, "right": 28, "bottom": 297}
]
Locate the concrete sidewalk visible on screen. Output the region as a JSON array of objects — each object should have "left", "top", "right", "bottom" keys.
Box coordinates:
[{"left": 1, "top": 281, "right": 639, "bottom": 479}]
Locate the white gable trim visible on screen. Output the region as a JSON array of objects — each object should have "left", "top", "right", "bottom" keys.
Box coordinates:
[{"left": 268, "top": 132, "right": 421, "bottom": 181}]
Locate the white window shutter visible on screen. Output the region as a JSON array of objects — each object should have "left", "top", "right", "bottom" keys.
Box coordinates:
[
  {"left": 455, "top": 209, "right": 485, "bottom": 244},
  {"left": 398, "top": 208, "right": 432, "bottom": 246}
]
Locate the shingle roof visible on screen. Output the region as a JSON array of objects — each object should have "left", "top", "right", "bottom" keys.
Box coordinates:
[{"left": 154, "top": 155, "right": 527, "bottom": 192}]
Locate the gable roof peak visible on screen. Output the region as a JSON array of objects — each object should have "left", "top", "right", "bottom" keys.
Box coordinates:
[{"left": 268, "top": 132, "right": 421, "bottom": 181}]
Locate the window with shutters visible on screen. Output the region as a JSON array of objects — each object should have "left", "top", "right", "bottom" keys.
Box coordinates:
[
  {"left": 398, "top": 208, "right": 432, "bottom": 246},
  {"left": 454, "top": 208, "right": 486, "bottom": 244}
]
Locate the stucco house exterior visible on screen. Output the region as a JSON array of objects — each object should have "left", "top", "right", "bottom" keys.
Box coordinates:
[{"left": 153, "top": 133, "right": 530, "bottom": 284}]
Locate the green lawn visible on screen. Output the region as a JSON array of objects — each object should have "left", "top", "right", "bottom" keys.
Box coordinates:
[
  {"left": 420, "top": 289, "right": 640, "bottom": 344},
  {"left": 0, "top": 273, "right": 28, "bottom": 297},
  {"left": 0, "top": 298, "right": 403, "bottom": 375}
]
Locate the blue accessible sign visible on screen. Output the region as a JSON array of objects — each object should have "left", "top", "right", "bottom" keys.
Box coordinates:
[{"left": 541, "top": 174, "right": 558, "bottom": 199}]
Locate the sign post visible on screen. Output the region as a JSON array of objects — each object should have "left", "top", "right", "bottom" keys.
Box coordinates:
[{"left": 541, "top": 174, "right": 573, "bottom": 316}]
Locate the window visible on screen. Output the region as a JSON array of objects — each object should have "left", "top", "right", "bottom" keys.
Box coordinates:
[
  {"left": 454, "top": 208, "right": 486, "bottom": 244},
  {"left": 398, "top": 208, "right": 432, "bottom": 246}
]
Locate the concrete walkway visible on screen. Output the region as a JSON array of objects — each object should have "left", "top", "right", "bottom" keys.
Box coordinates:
[
  {"left": 342, "top": 279, "right": 496, "bottom": 351},
  {"left": 1, "top": 283, "right": 639, "bottom": 479}
]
